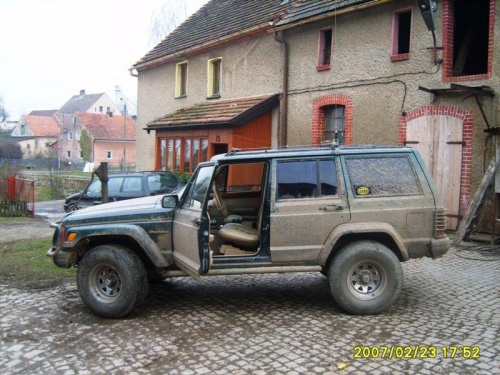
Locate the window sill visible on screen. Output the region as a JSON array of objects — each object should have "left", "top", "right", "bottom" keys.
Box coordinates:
[
  {"left": 316, "top": 64, "right": 331, "bottom": 72},
  {"left": 443, "top": 73, "right": 491, "bottom": 83},
  {"left": 207, "top": 94, "right": 221, "bottom": 100},
  {"left": 390, "top": 53, "right": 410, "bottom": 62},
  {"left": 175, "top": 95, "right": 187, "bottom": 99}
]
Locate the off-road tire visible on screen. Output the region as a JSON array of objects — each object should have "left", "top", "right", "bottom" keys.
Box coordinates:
[
  {"left": 328, "top": 241, "right": 403, "bottom": 315},
  {"left": 77, "top": 244, "right": 148, "bottom": 318}
]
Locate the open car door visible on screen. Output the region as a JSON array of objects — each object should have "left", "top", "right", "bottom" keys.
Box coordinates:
[{"left": 172, "top": 165, "right": 214, "bottom": 280}]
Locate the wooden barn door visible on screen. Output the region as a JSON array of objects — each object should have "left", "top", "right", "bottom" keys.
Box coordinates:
[{"left": 406, "top": 115, "right": 463, "bottom": 230}]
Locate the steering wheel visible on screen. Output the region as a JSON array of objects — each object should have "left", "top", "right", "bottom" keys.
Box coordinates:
[{"left": 212, "top": 182, "right": 228, "bottom": 217}]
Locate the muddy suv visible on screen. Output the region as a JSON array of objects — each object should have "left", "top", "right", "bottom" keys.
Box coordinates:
[{"left": 48, "top": 146, "right": 449, "bottom": 318}]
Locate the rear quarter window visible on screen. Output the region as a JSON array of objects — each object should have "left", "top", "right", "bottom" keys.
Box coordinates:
[{"left": 345, "top": 156, "right": 421, "bottom": 197}]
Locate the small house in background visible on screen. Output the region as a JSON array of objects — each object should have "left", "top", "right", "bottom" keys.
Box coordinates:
[
  {"left": 59, "top": 90, "right": 121, "bottom": 116},
  {"left": 56, "top": 112, "right": 136, "bottom": 169},
  {"left": 10, "top": 115, "right": 61, "bottom": 158},
  {"left": 28, "top": 109, "right": 58, "bottom": 117}
]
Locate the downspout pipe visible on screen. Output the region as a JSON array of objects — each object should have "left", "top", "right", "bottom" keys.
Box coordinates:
[{"left": 274, "top": 31, "right": 288, "bottom": 148}]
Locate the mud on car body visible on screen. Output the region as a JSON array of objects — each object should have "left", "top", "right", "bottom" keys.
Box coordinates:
[{"left": 48, "top": 146, "right": 449, "bottom": 318}]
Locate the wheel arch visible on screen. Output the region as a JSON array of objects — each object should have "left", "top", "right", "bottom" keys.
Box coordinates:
[
  {"left": 318, "top": 223, "right": 409, "bottom": 269},
  {"left": 66, "top": 224, "right": 171, "bottom": 269}
]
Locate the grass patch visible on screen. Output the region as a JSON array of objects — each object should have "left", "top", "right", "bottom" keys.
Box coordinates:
[
  {"left": 35, "top": 185, "right": 54, "bottom": 201},
  {"left": 0, "top": 238, "right": 76, "bottom": 288},
  {"left": 0, "top": 217, "right": 31, "bottom": 223}
]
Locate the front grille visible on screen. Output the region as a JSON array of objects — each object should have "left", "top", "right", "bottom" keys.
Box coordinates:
[{"left": 435, "top": 208, "right": 447, "bottom": 237}]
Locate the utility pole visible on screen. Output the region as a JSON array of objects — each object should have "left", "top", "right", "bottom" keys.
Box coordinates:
[{"left": 122, "top": 101, "right": 127, "bottom": 172}]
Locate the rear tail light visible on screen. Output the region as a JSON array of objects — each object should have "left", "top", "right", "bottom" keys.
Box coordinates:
[{"left": 435, "top": 208, "right": 447, "bottom": 238}]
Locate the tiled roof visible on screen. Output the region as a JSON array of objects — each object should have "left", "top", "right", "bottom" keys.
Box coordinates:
[
  {"left": 28, "top": 109, "right": 58, "bottom": 117},
  {"left": 277, "top": 0, "right": 379, "bottom": 27},
  {"left": 59, "top": 93, "right": 105, "bottom": 114},
  {"left": 148, "top": 94, "right": 279, "bottom": 129},
  {"left": 23, "top": 115, "right": 61, "bottom": 137},
  {"left": 77, "top": 113, "right": 136, "bottom": 141},
  {"left": 135, "top": 0, "right": 288, "bottom": 68}
]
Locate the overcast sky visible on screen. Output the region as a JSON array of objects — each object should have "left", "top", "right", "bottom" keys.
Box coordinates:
[{"left": 0, "top": 0, "right": 209, "bottom": 120}]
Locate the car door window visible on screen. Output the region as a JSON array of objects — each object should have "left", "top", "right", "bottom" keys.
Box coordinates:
[
  {"left": 184, "top": 166, "right": 214, "bottom": 209},
  {"left": 277, "top": 159, "right": 338, "bottom": 200},
  {"left": 107, "top": 177, "right": 124, "bottom": 194},
  {"left": 122, "top": 177, "right": 142, "bottom": 193}
]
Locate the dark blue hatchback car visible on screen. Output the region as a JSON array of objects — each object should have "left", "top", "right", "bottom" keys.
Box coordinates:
[{"left": 64, "top": 171, "right": 182, "bottom": 212}]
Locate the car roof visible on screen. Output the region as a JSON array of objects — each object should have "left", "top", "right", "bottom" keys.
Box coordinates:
[
  {"left": 101, "top": 171, "right": 174, "bottom": 178},
  {"left": 210, "top": 145, "right": 415, "bottom": 162}
]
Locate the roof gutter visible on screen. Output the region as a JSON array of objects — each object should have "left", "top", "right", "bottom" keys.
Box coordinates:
[
  {"left": 271, "top": 0, "right": 396, "bottom": 32},
  {"left": 134, "top": 23, "right": 272, "bottom": 71}
]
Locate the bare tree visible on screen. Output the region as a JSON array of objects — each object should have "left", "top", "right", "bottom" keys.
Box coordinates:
[
  {"left": 0, "top": 95, "right": 8, "bottom": 122},
  {"left": 149, "top": 0, "right": 188, "bottom": 48}
]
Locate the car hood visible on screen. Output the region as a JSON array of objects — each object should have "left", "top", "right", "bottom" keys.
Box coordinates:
[
  {"left": 70, "top": 195, "right": 161, "bottom": 216},
  {"left": 61, "top": 195, "right": 170, "bottom": 227}
]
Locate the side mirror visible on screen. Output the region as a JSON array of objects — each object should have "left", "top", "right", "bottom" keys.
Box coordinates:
[{"left": 162, "top": 194, "right": 179, "bottom": 209}]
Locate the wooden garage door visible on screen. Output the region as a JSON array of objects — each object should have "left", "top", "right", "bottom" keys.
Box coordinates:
[{"left": 406, "top": 115, "right": 463, "bottom": 230}]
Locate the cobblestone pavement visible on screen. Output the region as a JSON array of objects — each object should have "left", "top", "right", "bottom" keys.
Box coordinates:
[{"left": 0, "top": 248, "right": 499, "bottom": 374}]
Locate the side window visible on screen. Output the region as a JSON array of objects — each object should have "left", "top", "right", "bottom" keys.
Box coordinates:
[
  {"left": 184, "top": 166, "right": 214, "bottom": 209},
  {"left": 108, "top": 177, "right": 124, "bottom": 193},
  {"left": 277, "top": 159, "right": 338, "bottom": 200},
  {"left": 86, "top": 180, "right": 101, "bottom": 196},
  {"left": 122, "top": 177, "right": 143, "bottom": 193},
  {"left": 345, "top": 157, "right": 421, "bottom": 197},
  {"left": 148, "top": 174, "right": 178, "bottom": 193},
  {"left": 278, "top": 161, "right": 317, "bottom": 199},
  {"left": 319, "top": 160, "right": 338, "bottom": 196}
]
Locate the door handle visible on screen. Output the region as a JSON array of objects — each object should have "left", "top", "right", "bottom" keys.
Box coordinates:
[
  {"left": 319, "top": 204, "right": 344, "bottom": 211},
  {"left": 191, "top": 218, "right": 202, "bottom": 226}
]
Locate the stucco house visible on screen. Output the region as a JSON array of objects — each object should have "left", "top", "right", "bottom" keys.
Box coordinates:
[
  {"left": 55, "top": 112, "right": 136, "bottom": 168},
  {"left": 59, "top": 90, "right": 121, "bottom": 116},
  {"left": 133, "top": 0, "right": 499, "bottom": 230},
  {"left": 10, "top": 115, "right": 61, "bottom": 158}
]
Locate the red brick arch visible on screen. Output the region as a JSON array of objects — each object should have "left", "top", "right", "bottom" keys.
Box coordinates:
[
  {"left": 398, "top": 105, "right": 474, "bottom": 216},
  {"left": 311, "top": 94, "right": 353, "bottom": 145}
]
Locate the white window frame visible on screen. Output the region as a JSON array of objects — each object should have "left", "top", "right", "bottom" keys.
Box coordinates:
[
  {"left": 68, "top": 131, "right": 73, "bottom": 140},
  {"left": 66, "top": 150, "right": 71, "bottom": 158},
  {"left": 107, "top": 150, "right": 113, "bottom": 159}
]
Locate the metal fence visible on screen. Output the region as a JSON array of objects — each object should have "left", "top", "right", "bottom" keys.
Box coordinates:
[
  {"left": 0, "top": 177, "right": 35, "bottom": 217},
  {"left": 0, "top": 158, "right": 88, "bottom": 171}
]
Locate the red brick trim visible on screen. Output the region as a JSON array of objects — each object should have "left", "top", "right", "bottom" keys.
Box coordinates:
[
  {"left": 398, "top": 105, "right": 473, "bottom": 217},
  {"left": 391, "top": 53, "right": 410, "bottom": 62},
  {"left": 442, "top": 0, "right": 495, "bottom": 82},
  {"left": 311, "top": 94, "right": 353, "bottom": 145}
]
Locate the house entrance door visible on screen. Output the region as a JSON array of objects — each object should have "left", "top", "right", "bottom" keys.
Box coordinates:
[
  {"left": 213, "top": 143, "right": 228, "bottom": 156},
  {"left": 406, "top": 115, "right": 463, "bottom": 230}
]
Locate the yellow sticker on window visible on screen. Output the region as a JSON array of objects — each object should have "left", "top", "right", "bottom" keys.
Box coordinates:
[{"left": 356, "top": 186, "right": 371, "bottom": 195}]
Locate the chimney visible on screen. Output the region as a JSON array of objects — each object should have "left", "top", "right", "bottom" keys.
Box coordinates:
[
  {"left": 107, "top": 111, "right": 113, "bottom": 118},
  {"left": 80, "top": 89, "right": 86, "bottom": 96}
]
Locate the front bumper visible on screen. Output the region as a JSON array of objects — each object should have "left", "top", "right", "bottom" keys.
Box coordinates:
[
  {"left": 430, "top": 237, "right": 450, "bottom": 259},
  {"left": 47, "top": 246, "right": 77, "bottom": 268}
]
